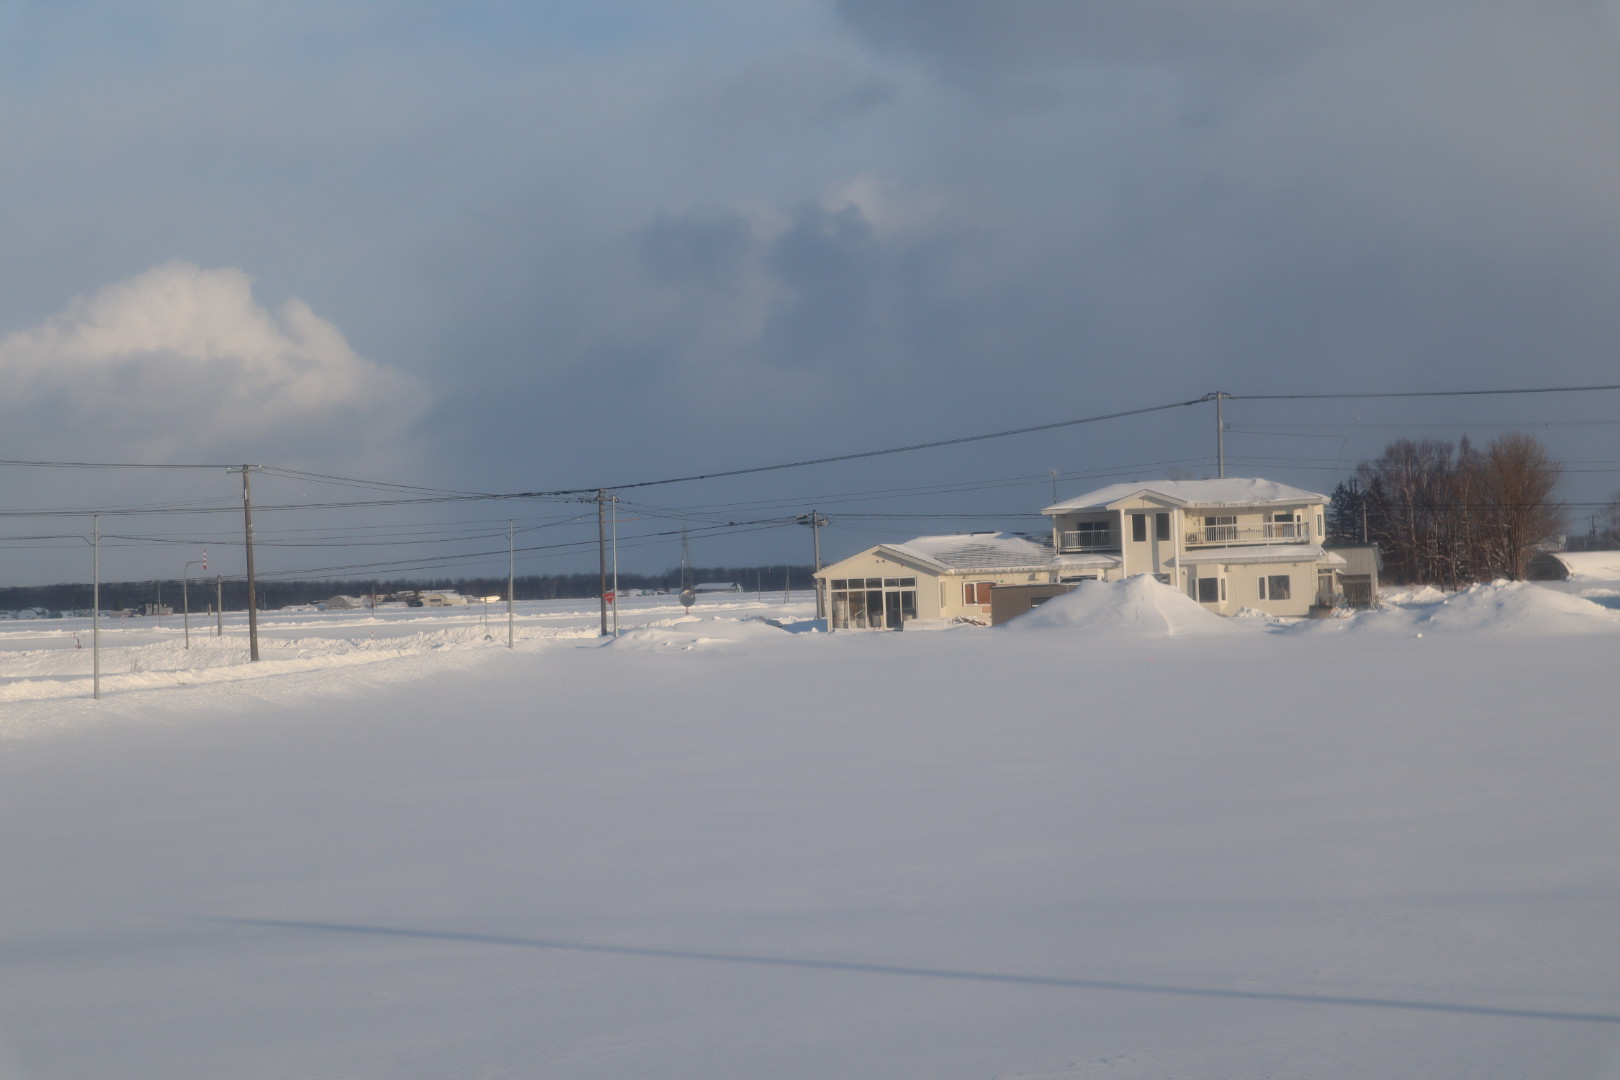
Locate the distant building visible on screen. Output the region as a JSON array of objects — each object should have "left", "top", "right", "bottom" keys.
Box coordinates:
[
  {"left": 815, "top": 478, "right": 1350, "bottom": 629},
  {"left": 1043, "top": 478, "right": 1345, "bottom": 617},
  {"left": 419, "top": 591, "right": 470, "bottom": 607},
  {"left": 813, "top": 532, "right": 1108, "bottom": 630},
  {"left": 693, "top": 582, "right": 742, "bottom": 593}
]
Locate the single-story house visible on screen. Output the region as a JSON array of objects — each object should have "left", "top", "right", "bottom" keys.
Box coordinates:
[{"left": 813, "top": 532, "right": 1114, "bottom": 630}]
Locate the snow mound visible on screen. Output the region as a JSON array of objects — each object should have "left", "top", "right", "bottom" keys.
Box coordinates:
[
  {"left": 1385, "top": 585, "right": 1448, "bottom": 605},
  {"left": 1325, "top": 581, "right": 1620, "bottom": 636},
  {"left": 1002, "top": 575, "right": 1240, "bottom": 637},
  {"left": 1417, "top": 581, "right": 1620, "bottom": 635}
]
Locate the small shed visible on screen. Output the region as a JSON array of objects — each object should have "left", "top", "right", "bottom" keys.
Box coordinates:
[
  {"left": 989, "top": 582, "right": 1078, "bottom": 626},
  {"left": 1324, "top": 544, "right": 1382, "bottom": 607}
]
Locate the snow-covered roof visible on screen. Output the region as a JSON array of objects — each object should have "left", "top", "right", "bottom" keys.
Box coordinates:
[
  {"left": 1169, "top": 544, "right": 1341, "bottom": 568},
  {"left": 1044, "top": 478, "right": 1328, "bottom": 514},
  {"left": 868, "top": 533, "right": 1060, "bottom": 574}
]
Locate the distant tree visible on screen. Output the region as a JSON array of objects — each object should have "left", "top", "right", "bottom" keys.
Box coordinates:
[
  {"left": 1348, "top": 432, "right": 1562, "bottom": 584},
  {"left": 1326, "top": 479, "right": 1373, "bottom": 544},
  {"left": 1355, "top": 438, "right": 1456, "bottom": 585},
  {"left": 1586, "top": 492, "right": 1620, "bottom": 550},
  {"left": 1473, "top": 432, "right": 1563, "bottom": 579}
]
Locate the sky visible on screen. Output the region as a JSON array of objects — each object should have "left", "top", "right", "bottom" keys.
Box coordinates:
[{"left": 5, "top": 0, "right": 1620, "bottom": 586}]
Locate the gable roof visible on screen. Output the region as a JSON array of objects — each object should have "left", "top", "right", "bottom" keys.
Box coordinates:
[
  {"left": 882, "top": 533, "right": 1057, "bottom": 573},
  {"left": 1043, "top": 477, "right": 1328, "bottom": 514},
  {"left": 815, "top": 532, "right": 1119, "bottom": 578}
]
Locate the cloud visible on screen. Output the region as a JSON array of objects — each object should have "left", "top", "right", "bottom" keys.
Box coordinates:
[
  {"left": 0, "top": 261, "right": 426, "bottom": 467},
  {"left": 830, "top": 0, "right": 1325, "bottom": 90}
]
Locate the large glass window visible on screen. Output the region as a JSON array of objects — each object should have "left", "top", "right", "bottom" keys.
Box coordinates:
[
  {"left": 828, "top": 577, "right": 918, "bottom": 630},
  {"left": 1197, "top": 577, "right": 1220, "bottom": 603},
  {"left": 1203, "top": 515, "right": 1238, "bottom": 542},
  {"left": 1267, "top": 574, "right": 1291, "bottom": 601}
]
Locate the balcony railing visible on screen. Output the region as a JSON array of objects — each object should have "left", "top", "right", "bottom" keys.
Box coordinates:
[
  {"left": 1186, "top": 521, "right": 1309, "bottom": 547},
  {"left": 1058, "top": 531, "right": 1117, "bottom": 553}
]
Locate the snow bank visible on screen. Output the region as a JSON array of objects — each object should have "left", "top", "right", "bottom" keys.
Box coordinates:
[{"left": 1001, "top": 575, "right": 1240, "bottom": 637}]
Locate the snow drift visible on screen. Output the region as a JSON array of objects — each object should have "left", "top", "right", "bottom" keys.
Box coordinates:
[{"left": 1001, "top": 575, "right": 1239, "bottom": 637}]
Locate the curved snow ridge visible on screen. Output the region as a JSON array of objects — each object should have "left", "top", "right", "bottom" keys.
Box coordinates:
[
  {"left": 1001, "top": 575, "right": 1241, "bottom": 637},
  {"left": 0, "top": 624, "right": 580, "bottom": 706},
  {"left": 0, "top": 642, "right": 443, "bottom": 705},
  {"left": 608, "top": 616, "right": 793, "bottom": 651}
]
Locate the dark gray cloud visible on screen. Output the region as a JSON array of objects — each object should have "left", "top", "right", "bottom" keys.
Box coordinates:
[{"left": 6, "top": 0, "right": 1620, "bottom": 582}]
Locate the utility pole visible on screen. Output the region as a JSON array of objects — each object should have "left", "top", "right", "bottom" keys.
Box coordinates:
[
  {"left": 796, "top": 511, "right": 829, "bottom": 618},
  {"left": 597, "top": 490, "right": 609, "bottom": 637},
  {"left": 215, "top": 576, "right": 223, "bottom": 637},
  {"left": 92, "top": 516, "right": 100, "bottom": 700},
  {"left": 229, "top": 466, "right": 262, "bottom": 661},
  {"left": 611, "top": 493, "right": 620, "bottom": 638},
  {"left": 507, "top": 519, "right": 515, "bottom": 649},
  {"left": 1203, "top": 391, "right": 1231, "bottom": 478},
  {"left": 182, "top": 556, "right": 205, "bottom": 649}
]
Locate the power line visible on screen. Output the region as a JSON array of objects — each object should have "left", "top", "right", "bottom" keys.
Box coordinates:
[{"left": 1236, "top": 383, "right": 1620, "bottom": 401}]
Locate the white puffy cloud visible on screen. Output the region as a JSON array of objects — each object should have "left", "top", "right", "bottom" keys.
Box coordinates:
[{"left": 0, "top": 261, "right": 426, "bottom": 467}]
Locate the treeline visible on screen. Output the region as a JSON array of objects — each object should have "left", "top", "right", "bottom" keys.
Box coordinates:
[
  {"left": 0, "top": 565, "right": 817, "bottom": 614},
  {"left": 1328, "top": 432, "right": 1562, "bottom": 585}
]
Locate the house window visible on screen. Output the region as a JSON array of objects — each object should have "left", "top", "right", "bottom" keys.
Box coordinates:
[
  {"left": 1267, "top": 574, "right": 1291, "bottom": 601},
  {"left": 1155, "top": 513, "right": 1170, "bottom": 541},
  {"left": 1258, "top": 576, "right": 1266, "bottom": 600},
  {"left": 1265, "top": 511, "right": 1300, "bottom": 539},
  {"left": 1197, "top": 577, "right": 1220, "bottom": 603},
  {"left": 964, "top": 581, "right": 994, "bottom": 605},
  {"left": 1203, "top": 515, "right": 1237, "bottom": 542},
  {"left": 1131, "top": 513, "right": 1147, "bottom": 542}
]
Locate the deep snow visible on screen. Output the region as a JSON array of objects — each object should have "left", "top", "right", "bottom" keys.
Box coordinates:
[{"left": 2, "top": 582, "right": 1618, "bottom": 1079}]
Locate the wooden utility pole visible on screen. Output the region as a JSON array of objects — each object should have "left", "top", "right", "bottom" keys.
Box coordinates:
[
  {"left": 597, "top": 490, "right": 609, "bottom": 637},
  {"left": 797, "top": 511, "right": 829, "bottom": 618},
  {"left": 230, "top": 466, "right": 261, "bottom": 661}
]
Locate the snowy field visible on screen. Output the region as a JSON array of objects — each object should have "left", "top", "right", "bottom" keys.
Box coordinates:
[{"left": 2, "top": 581, "right": 1619, "bottom": 1079}]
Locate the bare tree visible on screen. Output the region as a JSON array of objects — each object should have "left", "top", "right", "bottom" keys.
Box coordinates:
[
  {"left": 1348, "top": 432, "right": 1562, "bottom": 584},
  {"left": 1474, "top": 432, "right": 1563, "bottom": 579},
  {"left": 1356, "top": 439, "right": 1455, "bottom": 584}
]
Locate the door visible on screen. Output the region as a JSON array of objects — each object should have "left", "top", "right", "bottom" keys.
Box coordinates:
[{"left": 883, "top": 590, "right": 903, "bottom": 630}]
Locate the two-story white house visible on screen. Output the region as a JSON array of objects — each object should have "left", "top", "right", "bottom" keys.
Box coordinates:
[{"left": 1042, "top": 478, "right": 1344, "bottom": 616}]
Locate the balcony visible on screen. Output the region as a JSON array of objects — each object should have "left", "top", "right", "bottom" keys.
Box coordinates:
[{"left": 1186, "top": 521, "right": 1309, "bottom": 547}]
